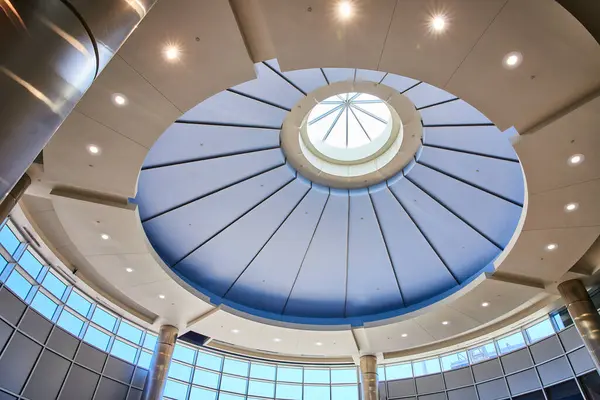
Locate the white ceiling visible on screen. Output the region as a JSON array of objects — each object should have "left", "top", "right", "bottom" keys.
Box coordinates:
[{"left": 17, "top": 0, "right": 600, "bottom": 361}]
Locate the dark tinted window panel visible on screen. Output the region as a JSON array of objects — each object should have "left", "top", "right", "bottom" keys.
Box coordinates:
[
  {"left": 23, "top": 350, "right": 70, "bottom": 400},
  {"left": 128, "top": 388, "right": 142, "bottom": 400},
  {"left": 501, "top": 349, "right": 533, "bottom": 374},
  {"left": 95, "top": 377, "right": 128, "bottom": 400},
  {"left": 443, "top": 366, "right": 473, "bottom": 389},
  {"left": 0, "top": 332, "right": 42, "bottom": 393},
  {"left": 514, "top": 390, "right": 545, "bottom": 400},
  {"left": 506, "top": 368, "right": 541, "bottom": 396},
  {"left": 448, "top": 386, "right": 477, "bottom": 400},
  {"left": 472, "top": 359, "right": 503, "bottom": 382},
  {"left": 0, "top": 319, "right": 12, "bottom": 353},
  {"left": 105, "top": 356, "right": 135, "bottom": 384},
  {"left": 568, "top": 347, "right": 595, "bottom": 375},
  {"left": 76, "top": 342, "right": 107, "bottom": 372},
  {"left": 418, "top": 393, "right": 446, "bottom": 400},
  {"left": 477, "top": 378, "right": 509, "bottom": 400},
  {"left": 47, "top": 327, "right": 79, "bottom": 358},
  {"left": 0, "top": 288, "right": 26, "bottom": 325},
  {"left": 537, "top": 357, "right": 572, "bottom": 386},
  {"left": 0, "top": 391, "right": 16, "bottom": 400},
  {"left": 416, "top": 374, "right": 445, "bottom": 394},
  {"left": 59, "top": 364, "right": 99, "bottom": 400},
  {"left": 579, "top": 371, "right": 600, "bottom": 400},
  {"left": 132, "top": 367, "right": 148, "bottom": 389},
  {"left": 19, "top": 309, "right": 52, "bottom": 343},
  {"left": 559, "top": 327, "right": 583, "bottom": 352},
  {"left": 545, "top": 379, "right": 584, "bottom": 400},
  {"left": 387, "top": 379, "right": 416, "bottom": 397},
  {"left": 530, "top": 336, "right": 563, "bottom": 364}
]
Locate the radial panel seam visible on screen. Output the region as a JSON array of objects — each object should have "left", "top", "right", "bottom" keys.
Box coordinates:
[
  {"left": 416, "top": 97, "right": 459, "bottom": 111},
  {"left": 422, "top": 143, "right": 520, "bottom": 163},
  {"left": 227, "top": 88, "right": 291, "bottom": 112},
  {"left": 175, "top": 120, "right": 282, "bottom": 130},
  {"left": 262, "top": 61, "right": 307, "bottom": 96}
]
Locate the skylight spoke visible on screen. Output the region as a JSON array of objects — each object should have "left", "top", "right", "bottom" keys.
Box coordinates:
[
  {"left": 349, "top": 106, "right": 371, "bottom": 141},
  {"left": 308, "top": 103, "right": 344, "bottom": 125},
  {"left": 322, "top": 108, "right": 345, "bottom": 141},
  {"left": 351, "top": 104, "right": 388, "bottom": 124}
]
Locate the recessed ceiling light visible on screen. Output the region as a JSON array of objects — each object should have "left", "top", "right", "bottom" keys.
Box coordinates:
[
  {"left": 231, "top": 329, "right": 240, "bottom": 334},
  {"left": 112, "top": 93, "right": 127, "bottom": 106},
  {"left": 481, "top": 302, "right": 490, "bottom": 307},
  {"left": 87, "top": 144, "right": 100, "bottom": 155},
  {"left": 430, "top": 15, "right": 446, "bottom": 32},
  {"left": 564, "top": 202, "right": 579, "bottom": 212},
  {"left": 568, "top": 154, "right": 584, "bottom": 166},
  {"left": 315, "top": 342, "right": 323, "bottom": 346},
  {"left": 503, "top": 51, "right": 523, "bottom": 69},
  {"left": 164, "top": 45, "right": 181, "bottom": 61},
  {"left": 100, "top": 233, "right": 110, "bottom": 240},
  {"left": 401, "top": 333, "right": 408, "bottom": 338},
  {"left": 442, "top": 321, "right": 449, "bottom": 325},
  {"left": 338, "top": 1, "right": 353, "bottom": 19},
  {"left": 125, "top": 268, "right": 134, "bottom": 273},
  {"left": 273, "top": 338, "right": 282, "bottom": 343},
  {"left": 545, "top": 243, "right": 558, "bottom": 251},
  {"left": 158, "top": 294, "right": 166, "bottom": 299}
]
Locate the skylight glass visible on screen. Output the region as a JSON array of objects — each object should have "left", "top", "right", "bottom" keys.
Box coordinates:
[{"left": 307, "top": 93, "right": 391, "bottom": 150}]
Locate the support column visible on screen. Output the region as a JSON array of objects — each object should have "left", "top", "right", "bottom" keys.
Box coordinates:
[
  {"left": 558, "top": 279, "right": 600, "bottom": 372},
  {"left": 0, "top": 0, "right": 157, "bottom": 199},
  {"left": 0, "top": 174, "right": 30, "bottom": 222},
  {"left": 142, "top": 325, "right": 178, "bottom": 400},
  {"left": 360, "top": 355, "right": 379, "bottom": 400}
]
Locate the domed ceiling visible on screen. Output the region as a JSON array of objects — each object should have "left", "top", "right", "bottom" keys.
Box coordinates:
[{"left": 135, "top": 59, "right": 525, "bottom": 326}]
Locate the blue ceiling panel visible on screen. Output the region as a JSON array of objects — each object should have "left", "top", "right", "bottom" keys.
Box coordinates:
[
  {"left": 355, "top": 69, "right": 386, "bottom": 83},
  {"left": 407, "top": 164, "right": 523, "bottom": 248},
  {"left": 224, "top": 187, "right": 329, "bottom": 314},
  {"left": 143, "top": 165, "right": 295, "bottom": 266},
  {"left": 423, "top": 126, "right": 520, "bottom": 161},
  {"left": 284, "top": 190, "right": 349, "bottom": 318},
  {"left": 137, "top": 148, "right": 284, "bottom": 221},
  {"left": 380, "top": 74, "right": 419, "bottom": 93},
  {"left": 181, "top": 90, "right": 287, "bottom": 128},
  {"left": 418, "top": 146, "right": 525, "bottom": 205},
  {"left": 403, "top": 83, "right": 457, "bottom": 109},
  {"left": 420, "top": 99, "right": 491, "bottom": 126},
  {"left": 142, "top": 124, "right": 280, "bottom": 169},
  {"left": 388, "top": 178, "right": 500, "bottom": 283},
  {"left": 267, "top": 61, "right": 328, "bottom": 94},
  {"left": 231, "top": 62, "right": 305, "bottom": 109},
  {"left": 174, "top": 178, "right": 311, "bottom": 298},
  {"left": 369, "top": 186, "right": 457, "bottom": 306},
  {"left": 345, "top": 190, "right": 403, "bottom": 317},
  {"left": 322, "top": 68, "right": 355, "bottom": 83}
]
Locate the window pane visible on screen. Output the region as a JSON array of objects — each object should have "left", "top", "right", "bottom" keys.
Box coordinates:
[
  {"left": 57, "top": 309, "right": 84, "bottom": 336},
  {"left": 143, "top": 333, "right": 157, "bottom": 350},
  {"left": 42, "top": 271, "right": 67, "bottom": 299},
  {"left": 331, "top": 368, "right": 357, "bottom": 383},
  {"left": 190, "top": 387, "right": 217, "bottom": 400},
  {"left": 468, "top": 343, "right": 497, "bottom": 364},
  {"left": 248, "top": 380, "right": 275, "bottom": 397},
  {"left": 117, "top": 320, "right": 143, "bottom": 344},
  {"left": 18, "top": 250, "right": 43, "bottom": 280},
  {"left": 91, "top": 307, "right": 117, "bottom": 331},
  {"left": 441, "top": 352, "right": 469, "bottom": 371},
  {"left": 332, "top": 385, "right": 359, "bottom": 400},
  {"left": 31, "top": 290, "right": 58, "bottom": 320},
  {"left": 276, "top": 383, "right": 302, "bottom": 400},
  {"left": 173, "top": 344, "right": 195, "bottom": 364},
  {"left": 223, "top": 358, "right": 248, "bottom": 376},
  {"left": 497, "top": 331, "right": 526, "bottom": 354},
  {"left": 413, "top": 358, "right": 441, "bottom": 377},
  {"left": 138, "top": 351, "right": 152, "bottom": 369},
  {"left": 197, "top": 351, "right": 223, "bottom": 371},
  {"left": 66, "top": 290, "right": 91, "bottom": 317},
  {"left": 111, "top": 339, "right": 137, "bottom": 363},
  {"left": 277, "top": 367, "right": 303, "bottom": 383},
  {"left": 385, "top": 363, "right": 412, "bottom": 380},
  {"left": 526, "top": 319, "right": 555, "bottom": 343},
  {"left": 0, "top": 255, "right": 6, "bottom": 276},
  {"left": 377, "top": 366, "right": 386, "bottom": 381},
  {"left": 304, "top": 369, "right": 329, "bottom": 384},
  {"left": 250, "top": 363, "right": 275, "bottom": 380},
  {"left": 220, "top": 375, "right": 247, "bottom": 394},
  {"left": 5, "top": 269, "right": 32, "bottom": 299},
  {"left": 193, "top": 369, "right": 220, "bottom": 389},
  {"left": 169, "top": 361, "right": 192, "bottom": 382},
  {"left": 164, "top": 379, "right": 188, "bottom": 400},
  {"left": 0, "top": 225, "right": 20, "bottom": 255},
  {"left": 83, "top": 325, "right": 111, "bottom": 351},
  {"left": 218, "top": 394, "right": 244, "bottom": 400},
  {"left": 304, "top": 385, "right": 330, "bottom": 400}
]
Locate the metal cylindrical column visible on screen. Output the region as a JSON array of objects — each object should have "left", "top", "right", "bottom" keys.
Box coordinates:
[
  {"left": 0, "top": 0, "right": 157, "bottom": 199},
  {"left": 360, "top": 355, "right": 379, "bottom": 400},
  {"left": 558, "top": 279, "right": 600, "bottom": 372},
  {"left": 0, "top": 174, "right": 31, "bottom": 222},
  {"left": 142, "top": 325, "right": 179, "bottom": 400}
]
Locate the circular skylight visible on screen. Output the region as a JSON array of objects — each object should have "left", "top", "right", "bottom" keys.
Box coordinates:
[{"left": 306, "top": 93, "right": 392, "bottom": 163}]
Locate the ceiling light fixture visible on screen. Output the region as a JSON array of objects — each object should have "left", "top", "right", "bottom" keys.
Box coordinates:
[
  {"left": 158, "top": 294, "right": 166, "bottom": 299},
  {"left": 338, "top": 1, "right": 353, "bottom": 19},
  {"left": 273, "top": 338, "right": 282, "bottom": 343},
  {"left": 503, "top": 51, "right": 523, "bottom": 69},
  {"left": 315, "top": 342, "right": 323, "bottom": 346},
  {"left": 564, "top": 202, "right": 579, "bottom": 212},
  {"left": 100, "top": 233, "right": 110, "bottom": 240},
  {"left": 231, "top": 329, "right": 240, "bottom": 334},
  {"left": 430, "top": 15, "right": 446, "bottom": 32},
  {"left": 401, "top": 333, "right": 408, "bottom": 338},
  {"left": 546, "top": 243, "right": 558, "bottom": 251},
  {"left": 112, "top": 93, "right": 127, "bottom": 106},
  {"left": 164, "top": 44, "right": 181, "bottom": 61},
  {"left": 568, "top": 154, "right": 584, "bottom": 166},
  {"left": 481, "top": 302, "right": 490, "bottom": 307},
  {"left": 126, "top": 268, "right": 134, "bottom": 273},
  {"left": 442, "top": 321, "right": 449, "bottom": 325},
  {"left": 87, "top": 144, "right": 100, "bottom": 155}
]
